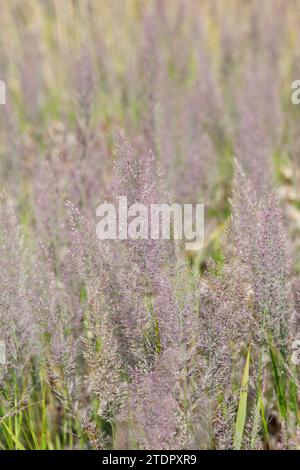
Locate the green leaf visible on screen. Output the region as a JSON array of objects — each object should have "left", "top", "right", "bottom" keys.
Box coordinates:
[
  {"left": 1, "top": 422, "right": 25, "bottom": 450},
  {"left": 233, "top": 346, "right": 250, "bottom": 450}
]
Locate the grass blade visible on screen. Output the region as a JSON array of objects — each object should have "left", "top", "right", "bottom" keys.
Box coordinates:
[
  {"left": 233, "top": 346, "right": 250, "bottom": 450},
  {"left": 2, "top": 422, "right": 25, "bottom": 450}
]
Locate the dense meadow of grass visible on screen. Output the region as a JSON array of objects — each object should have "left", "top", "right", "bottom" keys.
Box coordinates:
[{"left": 1, "top": 0, "right": 300, "bottom": 450}]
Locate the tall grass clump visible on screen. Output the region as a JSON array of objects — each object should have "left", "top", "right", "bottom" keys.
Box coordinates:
[{"left": 0, "top": 0, "right": 300, "bottom": 450}]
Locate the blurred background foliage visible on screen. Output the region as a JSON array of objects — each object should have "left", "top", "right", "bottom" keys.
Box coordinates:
[{"left": 0, "top": 0, "right": 300, "bottom": 450}]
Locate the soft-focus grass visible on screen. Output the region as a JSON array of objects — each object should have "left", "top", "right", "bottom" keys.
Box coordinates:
[{"left": 0, "top": 0, "right": 300, "bottom": 450}]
